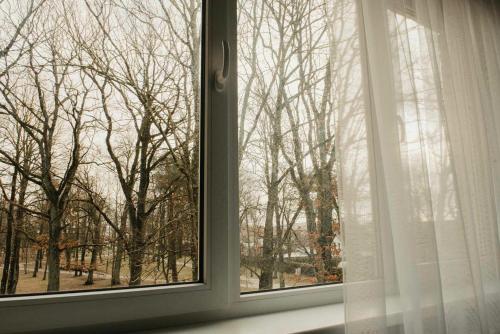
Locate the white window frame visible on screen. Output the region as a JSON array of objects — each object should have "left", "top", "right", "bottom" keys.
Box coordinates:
[{"left": 0, "top": 1, "right": 344, "bottom": 332}]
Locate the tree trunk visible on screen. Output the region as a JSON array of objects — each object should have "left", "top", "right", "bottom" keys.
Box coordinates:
[
  {"left": 128, "top": 221, "right": 144, "bottom": 286},
  {"left": 85, "top": 209, "right": 101, "bottom": 285},
  {"left": 33, "top": 220, "right": 45, "bottom": 278},
  {"left": 176, "top": 228, "right": 183, "bottom": 259},
  {"left": 6, "top": 154, "right": 30, "bottom": 294},
  {"left": 111, "top": 240, "right": 124, "bottom": 285},
  {"left": 24, "top": 241, "right": 29, "bottom": 274},
  {"left": 314, "top": 61, "right": 335, "bottom": 282},
  {"left": 316, "top": 169, "right": 335, "bottom": 282},
  {"left": 64, "top": 246, "right": 71, "bottom": 271},
  {"left": 6, "top": 233, "right": 20, "bottom": 294},
  {"left": 111, "top": 205, "right": 127, "bottom": 286},
  {"left": 85, "top": 245, "right": 98, "bottom": 285},
  {"left": 245, "top": 215, "right": 253, "bottom": 277},
  {"left": 1, "top": 220, "right": 13, "bottom": 294},
  {"left": 259, "top": 89, "right": 282, "bottom": 290},
  {"left": 42, "top": 251, "right": 48, "bottom": 280},
  {"left": 1, "top": 167, "right": 18, "bottom": 294},
  {"left": 74, "top": 210, "right": 80, "bottom": 262},
  {"left": 79, "top": 217, "right": 91, "bottom": 277},
  {"left": 0, "top": 197, "right": 4, "bottom": 262},
  {"left": 166, "top": 199, "right": 178, "bottom": 282},
  {"left": 259, "top": 143, "right": 279, "bottom": 289},
  {"left": 128, "top": 246, "right": 143, "bottom": 286},
  {"left": 189, "top": 214, "right": 198, "bottom": 280},
  {"left": 47, "top": 206, "right": 63, "bottom": 292},
  {"left": 276, "top": 205, "right": 285, "bottom": 289},
  {"left": 259, "top": 196, "right": 275, "bottom": 290},
  {"left": 33, "top": 249, "right": 42, "bottom": 277},
  {"left": 6, "top": 173, "right": 26, "bottom": 293},
  {"left": 167, "top": 238, "right": 177, "bottom": 283}
]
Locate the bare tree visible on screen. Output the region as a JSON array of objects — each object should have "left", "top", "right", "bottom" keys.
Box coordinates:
[
  {"left": 238, "top": 0, "right": 357, "bottom": 289},
  {"left": 0, "top": 4, "right": 91, "bottom": 290},
  {"left": 71, "top": 1, "right": 194, "bottom": 286}
]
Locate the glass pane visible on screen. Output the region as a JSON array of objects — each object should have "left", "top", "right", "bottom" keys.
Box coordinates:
[
  {"left": 238, "top": 0, "right": 364, "bottom": 292},
  {"left": 0, "top": 0, "right": 202, "bottom": 295}
]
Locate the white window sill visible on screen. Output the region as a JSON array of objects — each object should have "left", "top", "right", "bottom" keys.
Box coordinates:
[
  {"left": 139, "top": 304, "right": 346, "bottom": 334},
  {"left": 135, "top": 283, "right": 500, "bottom": 334}
]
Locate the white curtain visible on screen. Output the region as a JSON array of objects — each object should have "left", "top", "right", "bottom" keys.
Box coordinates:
[{"left": 338, "top": 0, "right": 500, "bottom": 333}]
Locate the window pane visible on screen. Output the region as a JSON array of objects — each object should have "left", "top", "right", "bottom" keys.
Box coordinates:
[
  {"left": 0, "top": 0, "right": 202, "bottom": 295},
  {"left": 238, "top": 0, "right": 363, "bottom": 292}
]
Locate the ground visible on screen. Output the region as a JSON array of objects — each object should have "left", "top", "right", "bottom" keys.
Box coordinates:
[
  {"left": 2, "top": 256, "right": 195, "bottom": 294},
  {"left": 239, "top": 267, "right": 319, "bottom": 293},
  {"left": 4, "top": 258, "right": 332, "bottom": 294},
  {"left": 15, "top": 270, "right": 125, "bottom": 294}
]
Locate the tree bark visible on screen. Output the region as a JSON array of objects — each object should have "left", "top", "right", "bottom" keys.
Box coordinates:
[
  {"left": 259, "top": 113, "right": 281, "bottom": 290},
  {"left": 6, "top": 234, "right": 21, "bottom": 294},
  {"left": 128, "top": 218, "right": 145, "bottom": 286},
  {"left": 42, "top": 251, "right": 48, "bottom": 281},
  {"left": 1, "top": 167, "right": 18, "bottom": 294},
  {"left": 85, "top": 205, "right": 101, "bottom": 285},
  {"left": 166, "top": 198, "right": 178, "bottom": 282},
  {"left": 85, "top": 245, "right": 98, "bottom": 285},
  {"left": 47, "top": 206, "right": 63, "bottom": 291},
  {"left": 111, "top": 241, "right": 124, "bottom": 285},
  {"left": 7, "top": 164, "right": 27, "bottom": 294},
  {"left": 111, "top": 205, "right": 127, "bottom": 286},
  {"left": 64, "top": 246, "right": 71, "bottom": 271},
  {"left": 33, "top": 249, "right": 42, "bottom": 278}
]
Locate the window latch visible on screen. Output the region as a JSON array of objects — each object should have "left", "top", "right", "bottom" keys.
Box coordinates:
[{"left": 215, "top": 40, "right": 230, "bottom": 92}]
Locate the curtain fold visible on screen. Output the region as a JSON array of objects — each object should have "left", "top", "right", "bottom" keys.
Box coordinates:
[{"left": 339, "top": 0, "right": 500, "bottom": 333}]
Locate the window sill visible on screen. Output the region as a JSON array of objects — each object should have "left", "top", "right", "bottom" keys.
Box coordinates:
[
  {"left": 140, "top": 304, "right": 346, "bottom": 334},
  {"left": 133, "top": 283, "right": 500, "bottom": 334}
]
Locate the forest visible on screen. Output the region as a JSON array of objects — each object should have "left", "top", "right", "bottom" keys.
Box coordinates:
[{"left": 0, "top": 0, "right": 360, "bottom": 295}]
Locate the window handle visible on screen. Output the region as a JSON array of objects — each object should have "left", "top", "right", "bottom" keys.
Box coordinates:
[{"left": 215, "top": 40, "right": 230, "bottom": 92}]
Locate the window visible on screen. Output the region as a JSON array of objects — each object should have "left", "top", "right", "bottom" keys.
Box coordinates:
[
  {"left": 237, "top": 0, "right": 366, "bottom": 292},
  {"left": 0, "top": 0, "right": 346, "bottom": 332},
  {"left": 0, "top": 0, "right": 202, "bottom": 295}
]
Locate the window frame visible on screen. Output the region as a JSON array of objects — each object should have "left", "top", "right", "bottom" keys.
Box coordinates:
[
  {"left": 0, "top": 1, "right": 230, "bottom": 332},
  {"left": 227, "top": 0, "right": 343, "bottom": 310},
  {"left": 0, "top": 1, "right": 345, "bottom": 332}
]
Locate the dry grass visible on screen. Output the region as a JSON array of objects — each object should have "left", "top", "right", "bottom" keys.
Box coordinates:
[
  {"left": 5, "top": 255, "right": 196, "bottom": 295},
  {"left": 8, "top": 260, "right": 334, "bottom": 294},
  {"left": 239, "top": 267, "right": 324, "bottom": 293},
  {"left": 15, "top": 271, "right": 125, "bottom": 294}
]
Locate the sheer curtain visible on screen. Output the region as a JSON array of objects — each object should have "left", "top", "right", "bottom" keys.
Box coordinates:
[{"left": 338, "top": 0, "right": 500, "bottom": 333}]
